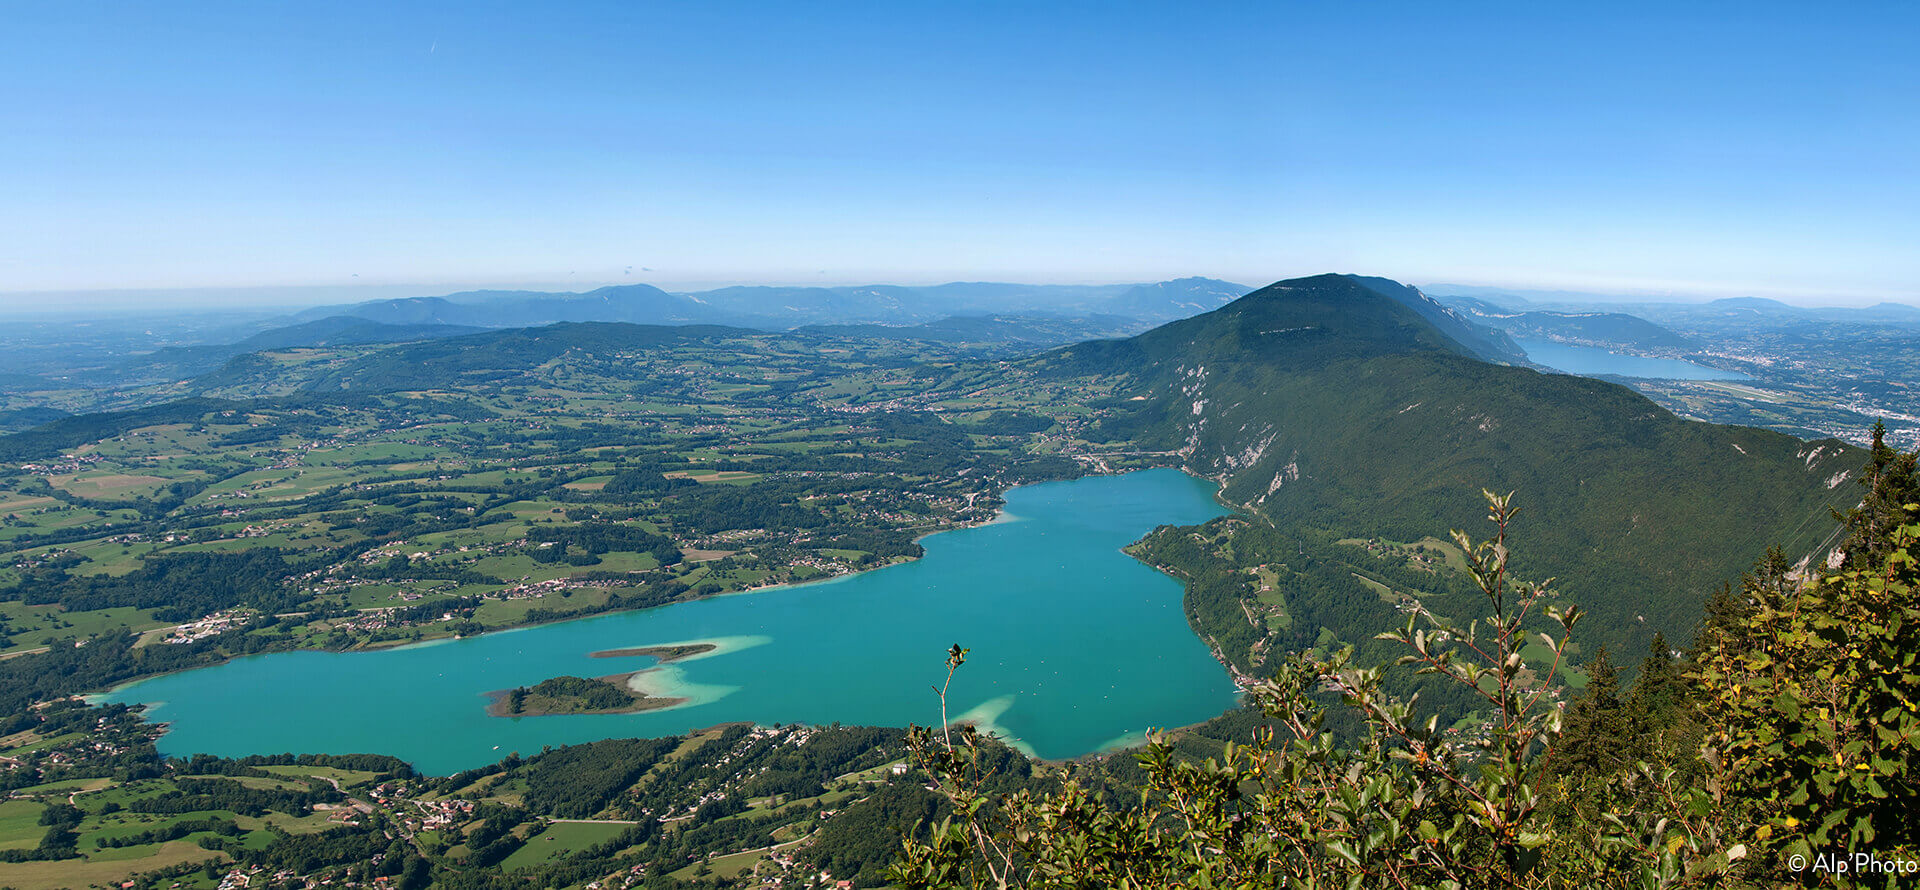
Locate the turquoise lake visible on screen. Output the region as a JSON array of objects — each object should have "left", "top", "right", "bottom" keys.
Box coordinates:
[
  {"left": 104, "top": 469, "right": 1237, "bottom": 774},
  {"left": 1515, "top": 338, "right": 1750, "bottom": 381}
]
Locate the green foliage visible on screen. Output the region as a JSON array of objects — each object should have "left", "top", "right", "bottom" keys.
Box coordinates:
[
  {"left": 1695, "top": 511, "right": 1920, "bottom": 867},
  {"left": 14, "top": 548, "right": 307, "bottom": 620},
  {"left": 505, "top": 674, "right": 643, "bottom": 714},
  {"left": 518, "top": 737, "right": 680, "bottom": 818},
  {"left": 126, "top": 775, "right": 339, "bottom": 817},
  {"left": 526, "top": 521, "right": 682, "bottom": 565},
  {"left": 964, "top": 410, "right": 1055, "bottom": 436}
]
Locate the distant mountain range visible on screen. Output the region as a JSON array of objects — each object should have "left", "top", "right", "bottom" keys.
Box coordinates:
[
  {"left": 1441, "top": 299, "right": 1697, "bottom": 350},
  {"left": 795, "top": 314, "right": 1146, "bottom": 347},
  {"left": 1427, "top": 285, "right": 1920, "bottom": 328},
  {"left": 287, "top": 278, "right": 1255, "bottom": 330}
]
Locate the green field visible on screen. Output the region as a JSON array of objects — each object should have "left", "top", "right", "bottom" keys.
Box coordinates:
[
  {"left": 0, "top": 799, "right": 44, "bottom": 850},
  {"left": 2, "top": 601, "right": 167, "bottom": 650},
  {"left": 0, "top": 841, "right": 224, "bottom": 890},
  {"left": 499, "top": 820, "right": 634, "bottom": 871}
]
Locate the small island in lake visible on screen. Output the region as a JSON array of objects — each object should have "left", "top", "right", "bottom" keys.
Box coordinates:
[
  {"left": 486, "top": 674, "right": 685, "bottom": 717},
  {"left": 589, "top": 642, "right": 717, "bottom": 663}
]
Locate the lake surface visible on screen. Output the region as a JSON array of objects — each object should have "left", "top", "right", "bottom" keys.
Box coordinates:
[
  {"left": 104, "top": 469, "right": 1236, "bottom": 774},
  {"left": 1515, "top": 338, "right": 1750, "bottom": 380}
]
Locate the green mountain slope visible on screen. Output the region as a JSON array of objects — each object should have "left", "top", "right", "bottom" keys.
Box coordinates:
[
  {"left": 1342, "top": 275, "right": 1530, "bottom": 363},
  {"left": 1044, "top": 274, "right": 1860, "bottom": 655}
]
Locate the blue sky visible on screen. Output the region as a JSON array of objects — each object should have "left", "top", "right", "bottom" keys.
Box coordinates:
[{"left": 3, "top": 1, "right": 1915, "bottom": 306}]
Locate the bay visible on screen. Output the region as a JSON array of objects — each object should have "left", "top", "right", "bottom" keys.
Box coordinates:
[
  {"left": 103, "top": 469, "right": 1237, "bottom": 774},
  {"left": 1515, "top": 338, "right": 1750, "bottom": 380}
]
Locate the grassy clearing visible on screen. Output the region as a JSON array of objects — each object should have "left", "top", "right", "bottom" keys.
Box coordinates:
[
  {"left": 500, "top": 821, "right": 632, "bottom": 871},
  {"left": 1, "top": 601, "right": 166, "bottom": 649},
  {"left": 670, "top": 845, "right": 774, "bottom": 880},
  {"left": 1336, "top": 536, "right": 1469, "bottom": 574},
  {"left": 256, "top": 765, "right": 378, "bottom": 788},
  {"left": 4, "top": 733, "right": 83, "bottom": 757},
  {"left": 256, "top": 809, "right": 340, "bottom": 836},
  {"left": 46, "top": 473, "right": 171, "bottom": 499},
  {"left": 1350, "top": 572, "right": 1398, "bottom": 603},
  {"left": 61, "top": 538, "right": 164, "bottom": 576},
  {"left": 0, "top": 799, "right": 45, "bottom": 850},
  {"left": 471, "top": 588, "right": 612, "bottom": 625},
  {"left": 177, "top": 774, "right": 310, "bottom": 792},
  {"left": 80, "top": 808, "right": 239, "bottom": 846},
  {"left": 0, "top": 839, "right": 224, "bottom": 890}
]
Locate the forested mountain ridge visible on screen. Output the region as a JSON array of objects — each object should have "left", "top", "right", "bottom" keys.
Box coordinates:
[
  {"left": 1340, "top": 275, "right": 1530, "bottom": 364},
  {"left": 192, "top": 322, "right": 761, "bottom": 394},
  {"left": 83, "top": 317, "right": 485, "bottom": 387},
  {"left": 1040, "top": 273, "right": 1860, "bottom": 657}
]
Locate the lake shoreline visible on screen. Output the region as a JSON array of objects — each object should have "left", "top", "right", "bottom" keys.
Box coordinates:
[{"left": 103, "top": 469, "right": 1242, "bottom": 772}]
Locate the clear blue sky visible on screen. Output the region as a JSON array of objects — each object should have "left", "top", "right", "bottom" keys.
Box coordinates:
[{"left": 3, "top": 1, "right": 1915, "bottom": 306}]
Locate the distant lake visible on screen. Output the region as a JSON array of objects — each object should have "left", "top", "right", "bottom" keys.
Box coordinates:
[
  {"left": 104, "top": 469, "right": 1237, "bottom": 774},
  {"left": 1515, "top": 339, "right": 1750, "bottom": 381}
]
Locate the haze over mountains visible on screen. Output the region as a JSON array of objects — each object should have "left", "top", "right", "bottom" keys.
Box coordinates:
[
  {"left": 289, "top": 277, "right": 1254, "bottom": 331},
  {"left": 1427, "top": 285, "right": 1920, "bottom": 328},
  {"left": 0, "top": 277, "right": 1255, "bottom": 399},
  {"left": 1441, "top": 297, "right": 1700, "bottom": 351}
]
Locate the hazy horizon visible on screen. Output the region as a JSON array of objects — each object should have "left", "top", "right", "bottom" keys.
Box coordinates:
[{"left": 3, "top": 272, "right": 1919, "bottom": 321}]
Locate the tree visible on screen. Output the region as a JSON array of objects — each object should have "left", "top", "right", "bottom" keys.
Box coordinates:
[
  {"left": 1835, "top": 420, "right": 1920, "bottom": 571},
  {"left": 1555, "top": 646, "right": 1629, "bottom": 778},
  {"left": 1630, "top": 632, "right": 1685, "bottom": 721}
]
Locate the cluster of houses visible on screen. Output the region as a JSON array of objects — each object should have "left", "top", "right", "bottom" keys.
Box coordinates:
[
  {"left": 8, "top": 547, "right": 76, "bottom": 570},
  {"left": 394, "top": 794, "right": 476, "bottom": 832},
  {"left": 189, "top": 864, "right": 371, "bottom": 889},
  {"left": 18, "top": 453, "right": 101, "bottom": 475},
  {"left": 159, "top": 609, "right": 254, "bottom": 645},
  {"left": 2, "top": 717, "right": 151, "bottom": 776},
  {"left": 498, "top": 576, "right": 600, "bottom": 601},
  {"left": 213, "top": 864, "right": 268, "bottom": 889}
]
